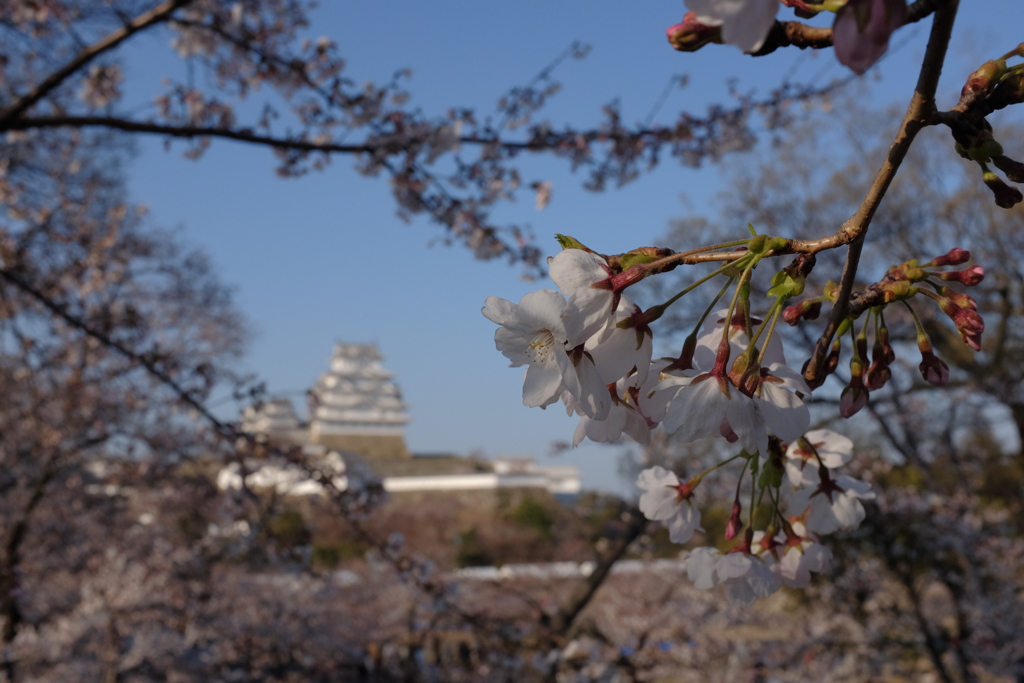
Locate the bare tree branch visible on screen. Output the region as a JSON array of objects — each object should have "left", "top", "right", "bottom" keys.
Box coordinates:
[{"left": 0, "top": 0, "right": 195, "bottom": 127}]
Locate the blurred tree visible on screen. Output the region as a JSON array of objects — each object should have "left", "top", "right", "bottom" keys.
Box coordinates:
[{"left": 0, "top": 1, "right": 826, "bottom": 274}]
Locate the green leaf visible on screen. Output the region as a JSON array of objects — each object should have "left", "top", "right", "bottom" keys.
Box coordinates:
[
  {"left": 554, "top": 234, "right": 588, "bottom": 250},
  {"left": 767, "top": 271, "right": 804, "bottom": 299}
]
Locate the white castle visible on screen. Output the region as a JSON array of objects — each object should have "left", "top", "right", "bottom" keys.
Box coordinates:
[
  {"left": 310, "top": 344, "right": 409, "bottom": 441},
  {"left": 225, "top": 343, "right": 580, "bottom": 497}
]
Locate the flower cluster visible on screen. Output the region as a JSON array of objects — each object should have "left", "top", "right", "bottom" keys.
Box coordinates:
[
  {"left": 484, "top": 234, "right": 984, "bottom": 605},
  {"left": 784, "top": 247, "right": 986, "bottom": 416},
  {"left": 642, "top": 429, "right": 872, "bottom": 606},
  {"left": 949, "top": 46, "right": 1024, "bottom": 209},
  {"left": 484, "top": 244, "right": 809, "bottom": 455}
]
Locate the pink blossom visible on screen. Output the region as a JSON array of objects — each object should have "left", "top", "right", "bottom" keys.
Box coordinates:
[
  {"left": 666, "top": 11, "right": 721, "bottom": 52},
  {"left": 832, "top": 0, "right": 907, "bottom": 75}
]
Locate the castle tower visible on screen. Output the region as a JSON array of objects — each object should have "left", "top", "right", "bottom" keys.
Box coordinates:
[{"left": 308, "top": 343, "right": 411, "bottom": 459}]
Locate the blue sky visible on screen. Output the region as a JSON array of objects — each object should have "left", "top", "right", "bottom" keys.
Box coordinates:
[{"left": 120, "top": 1, "right": 1022, "bottom": 493}]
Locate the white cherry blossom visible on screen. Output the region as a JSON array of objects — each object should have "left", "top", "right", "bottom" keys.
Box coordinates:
[
  {"left": 636, "top": 466, "right": 703, "bottom": 544},
  {"left": 765, "top": 523, "right": 833, "bottom": 588},
  {"left": 684, "top": 0, "right": 780, "bottom": 53},
  {"left": 784, "top": 429, "right": 854, "bottom": 488},
  {"left": 791, "top": 474, "right": 875, "bottom": 534},
  {"left": 638, "top": 359, "right": 693, "bottom": 425},
  {"left": 586, "top": 296, "right": 653, "bottom": 387},
  {"left": 570, "top": 378, "right": 653, "bottom": 447},
  {"left": 754, "top": 361, "right": 811, "bottom": 443},
  {"left": 662, "top": 372, "right": 768, "bottom": 455},
  {"left": 683, "top": 546, "right": 783, "bottom": 606},
  {"left": 482, "top": 290, "right": 610, "bottom": 420},
  {"left": 549, "top": 248, "right": 615, "bottom": 343}
]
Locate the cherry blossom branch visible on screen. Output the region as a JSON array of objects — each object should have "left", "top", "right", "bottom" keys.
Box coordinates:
[
  {"left": 752, "top": 21, "right": 834, "bottom": 56},
  {"left": 802, "top": 0, "right": 960, "bottom": 385},
  {"left": 0, "top": 265, "right": 237, "bottom": 443},
  {"left": 2, "top": 115, "right": 382, "bottom": 153},
  {"left": 752, "top": 0, "right": 944, "bottom": 56},
  {"left": 0, "top": 0, "right": 194, "bottom": 127}
]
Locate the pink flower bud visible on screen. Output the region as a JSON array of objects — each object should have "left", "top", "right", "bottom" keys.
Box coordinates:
[
  {"left": 864, "top": 359, "right": 891, "bottom": 391},
  {"left": 783, "top": 299, "right": 822, "bottom": 325},
  {"left": 938, "top": 266, "right": 985, "bottom": 286},
  {"left": 840, "top": 380, "right": 869, "bottom": 418},
  {"left": 919, "top": 350, "right": 949, "bottom": 386},
  {"left": 666, "top": 12, "right": 721, "bottom": 52},
  {"left": 924, "top": 248, "right": 971, "bottom": 268},
  {"left": 725, "top": 500, "right": 743, "bottom": 541},
  {"left": 937, "top": 297, "right": 985, "bottom": 351},
  {"left": 832, "top": 0, "right": 906, "bottom": 75}
]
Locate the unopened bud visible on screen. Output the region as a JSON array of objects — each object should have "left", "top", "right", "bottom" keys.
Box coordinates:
[
  {"left": 864, "top": 360, "right": 891, "bottom": 391},
  {"left": 725, "top": 500, "right": 743, "bottom": 541},
  {"left": 840, "top": 378, "right": 869, "bottom": 418},
  {"left": 992, "top": 155, "right": 1024, "bottom": 183},
  {"left": 958, "top": 59, "right": 1005, "bottom": 111},
  {"left": 865, "top": 337, "right": 891, "bottom": 391},
  {"left": 832, "top": 0, "right": 907, "bottom": 75},
  {"left": 783, "top": 299, "right": 822, "bottom": 325},
  {"left": 666, "top": 12, "right": 721, "bottom": 52},
  {"left": 923, "top": 248, "right": 971, "bottom": 267},
  {"left": 936, "top": 297, "right": 985, "bottom": 351},
  {"left": 919, "top": 349, "right": 949, "bottom": 386},
  {"left": 982, "top": 171, "right": 1022, "bottom": 209},
  {"left": 937, "top": 266, "right": 985, "bottom": 286},
  {"left": 937, "top": 286, "right": 978, "bottom": 310}
]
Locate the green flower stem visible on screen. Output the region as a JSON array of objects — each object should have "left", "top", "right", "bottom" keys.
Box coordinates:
[
  {"left": 901, "top": 300, "right": 930, "bottom": 344},
  {"left": 655, "top": 257, "right": 748, "bottom": 314},
  {"left": 688, "top": 452, "right": 747, "bottom": 494},
  {"left": 722, "top": 260, "right": 756, "bottom": 349}
]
